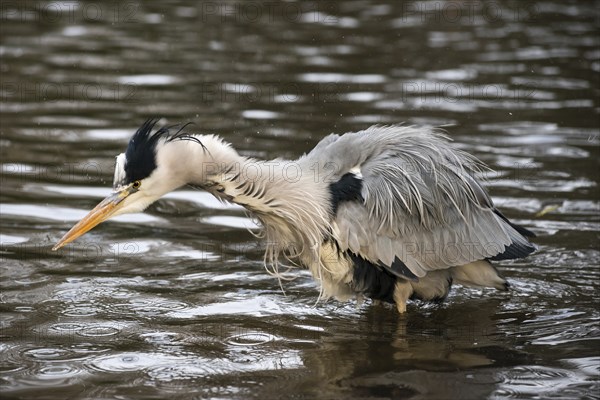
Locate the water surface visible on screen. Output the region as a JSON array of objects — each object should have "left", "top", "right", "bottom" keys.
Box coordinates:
[{"left": 1, "top": 1, "right": 599, "bottom": 399}]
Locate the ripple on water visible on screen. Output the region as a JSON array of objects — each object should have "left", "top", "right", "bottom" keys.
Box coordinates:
[
  {"left": 241, "top": 110, "right": 280, "bottom": 120},
  {"left": 3, "top": 345, "right": 88, "bottom": 388},
  {"left": 530, "top": 320, "right": 599, "bottom": 346},
  {"left": 146, "top": 363, "right": 216, "bottom": 381},
  {"left": 61, "top": 303, "right": 98, "bottom": 317},
  {"left": 140, "top": 332, "right": 182, "bottom": 346},
  {"left": 16, "top": 364, "right": 85, "bottom": 387},
  {"left": 115, "top": 297, "right": 189, "bottom": 317},
  {"left": 504, "top": 278, "right": 573, "bottom": 300},
  {"left": 88, "top": 352, "right": 192, "bottom": 373},
  {"left": 14, "top": 204, "right": 162, "bottom": 224},
  {"left": 14, "top": 273, "right": 52, "bottom": 284},
  {"left": 54, "top": 280, "right": 137, "bottom": 303},
  {"left": 151, "top": 352, "right": 298, "bottom": 383},
  {"left": 297, "top": 72, "right": 387, "bottom": 83},
  {"left": 78, "top": 325, "right": 121, "bottom": 338},
  {"left": 48, "top": 322, "right": 85, "bottom": 334},
  {"left": 117, "top": 74, "right": 179, "bottom": 85},
  {"left": 225, "top": 332, "right": 279, "bottom": 347},
  {"left": 167, "top": 295, "right": 321, "bottom": 318},
  {"left": 1, "top": 345, "right": 28, "bottom": 374},
  {"left": 0, "top": 233, "right": 29, "bottom": 244},
  {"left": 23, "top": 347, "right": 81, "bottom": 361},
  {"left": 44, "top": 321, "right": 125, "bottom": 339},
  {"left": 563, "top": 357, "right": 600, "bottom": 378},
  {"left": 494, "top": 365, "right": 586, "bottom": 398}
]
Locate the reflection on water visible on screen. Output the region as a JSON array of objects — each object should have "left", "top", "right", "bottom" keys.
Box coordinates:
[{"left": 1, "top": 0, "right": 599, "bottom": 398}]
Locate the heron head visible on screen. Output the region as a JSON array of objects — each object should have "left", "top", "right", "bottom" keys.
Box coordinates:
[{"left": 53, "top": 119, "right": 202, "bottom": 250}]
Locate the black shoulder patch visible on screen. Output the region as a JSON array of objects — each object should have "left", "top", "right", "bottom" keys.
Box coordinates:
[{"left": 329, "top": 172, "right": 363, "bottom": 214}]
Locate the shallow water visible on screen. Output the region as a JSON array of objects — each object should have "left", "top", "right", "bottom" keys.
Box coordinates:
[{"left": 1, "top": 1, "right": 599, "bottom": 399}]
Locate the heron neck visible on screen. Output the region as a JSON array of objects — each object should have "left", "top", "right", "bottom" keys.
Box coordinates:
[
  {"left": 170, "top": 136, "right": 332, "bottom": 265},
  {"left": 210, "top": 155, "right": 330, "bottom": 249}
]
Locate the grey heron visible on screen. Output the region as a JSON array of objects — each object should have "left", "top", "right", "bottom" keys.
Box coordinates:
[{"left": 53, "top": 119, "right": 536, "bottom": 314}]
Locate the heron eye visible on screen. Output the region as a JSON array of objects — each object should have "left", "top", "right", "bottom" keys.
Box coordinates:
[{"left": 132, "top": 180, "right": 141, "bottom": 189}]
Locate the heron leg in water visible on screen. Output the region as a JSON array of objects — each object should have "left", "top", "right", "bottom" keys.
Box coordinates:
[{"left": 393, "top": 280, "right": 414, "bottom": 314}]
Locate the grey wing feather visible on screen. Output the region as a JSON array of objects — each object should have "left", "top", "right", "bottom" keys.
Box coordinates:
[
  {"left": 306, "top": 133, "right": 340, "bottom": 158},
  {"left": 327, "top": 125, "right": 535, "bottom": 278}
]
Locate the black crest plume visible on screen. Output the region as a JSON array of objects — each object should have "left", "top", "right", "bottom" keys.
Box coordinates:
[{"left": 123, "top": 118, "right": 205, "bottom": 184}]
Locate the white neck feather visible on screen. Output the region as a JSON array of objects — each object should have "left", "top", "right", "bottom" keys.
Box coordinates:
[{"left": 158, "top": 135, "right": 334, "bottom": 276}]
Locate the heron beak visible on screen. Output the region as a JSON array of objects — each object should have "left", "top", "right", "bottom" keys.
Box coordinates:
[{"left": 52, "top": 189, "right": 130, "bottom": 251}]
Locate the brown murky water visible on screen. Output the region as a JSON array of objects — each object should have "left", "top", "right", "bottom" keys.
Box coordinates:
[{"left": 1, "top": 1, "right": 599, "bottom": 399}]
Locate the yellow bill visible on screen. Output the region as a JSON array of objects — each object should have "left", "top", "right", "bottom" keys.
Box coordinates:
[{"left": 52, "top": 190, "right": 130, "bottom": 251}]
